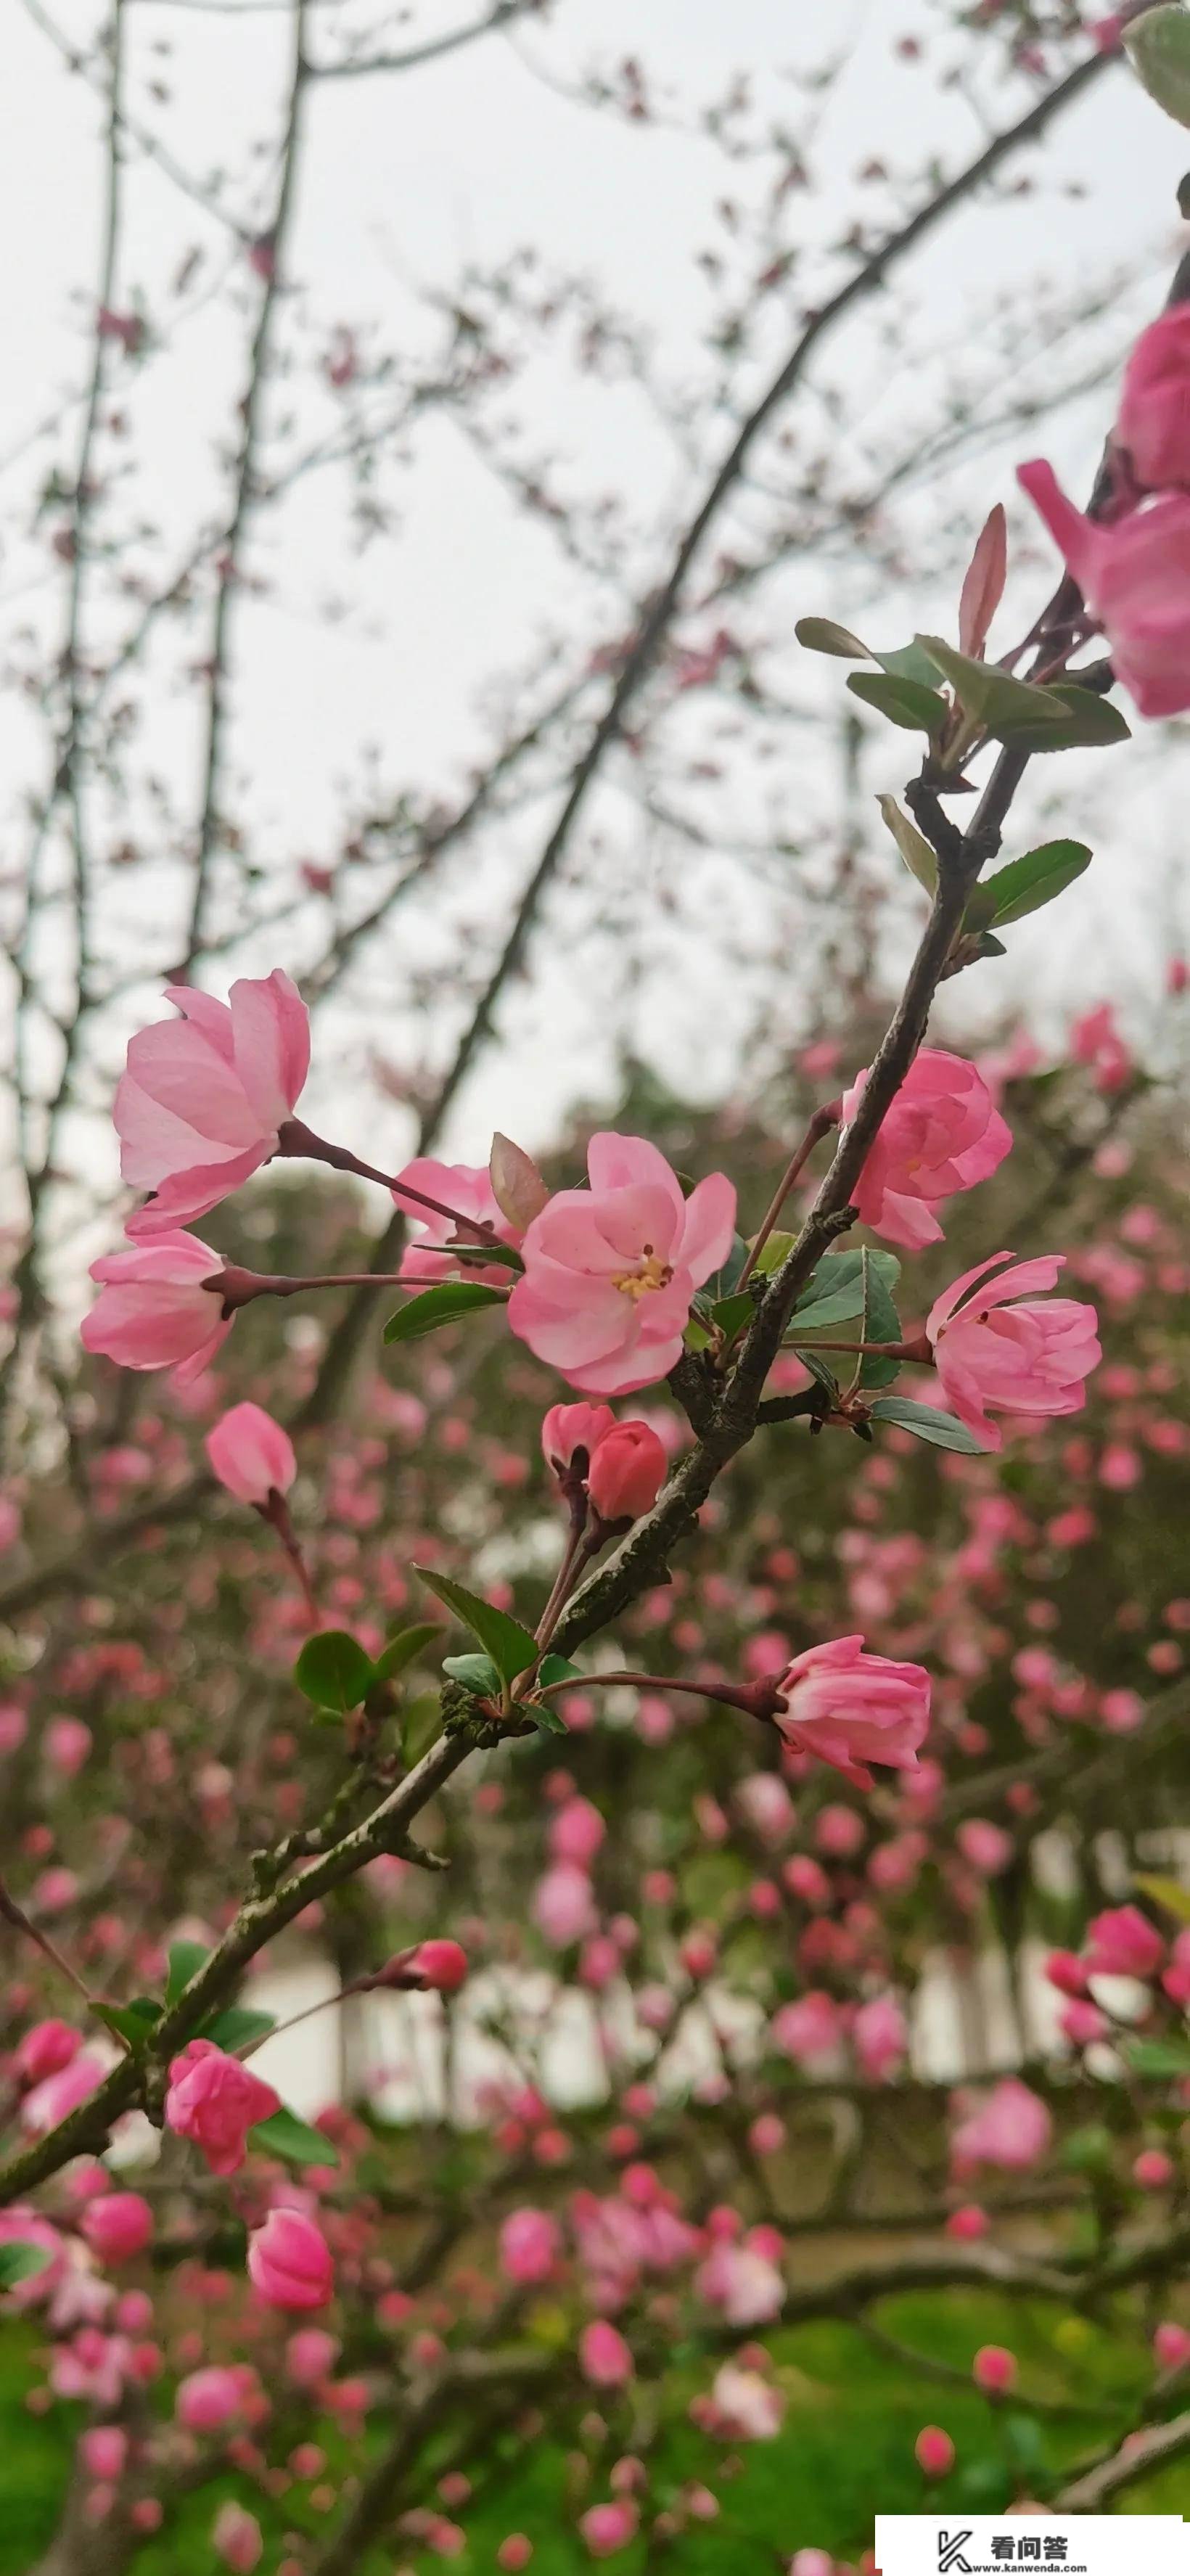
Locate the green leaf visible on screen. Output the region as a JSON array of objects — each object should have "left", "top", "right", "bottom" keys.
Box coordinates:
[
  {"left": 846, "top": 670, "right": 947, "bottom": 734},
  {"left": 876, "top": 640, "right": 948, "bottom": 690},
  {"left": 369, "top": 1622, "right": 443, "bottom": 1688},
  {"left": 1133, "top": 1873, "right": 1190, "bottom": 1927},
  {"left": 0, "top": 2242, "right": 53, "bottom": 2292},
  {"left": 1006, "top": 682, "right": 1130, "bottom": 752},
  {"left": 205, "top": 2006, "right": 276, "bottom": 2051},
  {"left": 415, "top": 1567, "right": 540, "bottom": 1683},
  {"left": 795, "top": 615, "right": 871, "bottom": 658},
  {"left": 967, "top": 839, "right": 1092, "bottom": 932},
  {"left": 166, "top": 1940, "right": 211, "bottom": 2005},
  {"left": 443, "top": 1651, "right": 503, "bottom": 1695},
  {"left": 251, "top": 2107, "right": 340, "bottom": 2168},
  {"left": 704, "top": 1234, "right": 750, "bottom": 1301},
  {"left": 1123, "top": 2038, "right": 1190, "bottom": 2078},
  {"left": 916, "top": 633, "right": 1067, "bottom": 735},
  {"left": 294, "top": 1629, "right": 374, "bottom": 1715},
  {"left": 401, "top": 1691, "right": 445, "bottom": 1765},
  {"left": 1124, "top": 4, "right": 1190, "bottom": 127},
  {"left": 877, "top": 793, "right": 937, "bottom": 895},
  {"left": 94, "top": 1998, "right": 162, "bottom": 2050},
  {"left": 750, "top": 1230, "right": 796, "bottom": 1277},
  {"left": 538, "top": 1654, "right": 583, "bottom": 1688},
  {"left": 530, "top": 1701, "right": 571, "bottom": 1735},
  {"left": 868, "top": 1396, "right": 985, "bottom": 1452},
  {"left": 382, "top": 1281, "right": 504, "bottom": 1345},
  {"left": 857, "top": 1245, "right": 903, "bottom": 1392},
  {"left": 448, "top": 1238, "right": 525, "bottom": 1273},
  {"left": 710, "top": 1290, "right": 756, "bottom": 1339},
  {"left": 789, "top": 1248, "right": 900, "bottom": 1337}
]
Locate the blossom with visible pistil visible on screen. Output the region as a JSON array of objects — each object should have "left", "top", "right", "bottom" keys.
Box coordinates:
[
  {"left": 1018, "top": 457, "right": 1190, "bottom": 718},
  {"left": 117, "top": 971, "right": 310, "bottom": 1237},
  {"left": 841, "top": 1049, "right": 1011, "bottom": 1249},
  {"left": 926, "top": 1253, "right": 1100, "bottom": 1449},
  {"left": 771, "top": 1636, "right": 930, "bottom": 1789},
  {"left": 508, "top": 1133, "right": 735, "bottom": 1396},
  {"left": 81, "top": 1232, "right": 231, "bottom": 1384}
]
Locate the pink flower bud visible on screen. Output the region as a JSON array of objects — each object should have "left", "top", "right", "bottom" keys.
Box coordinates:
[
  {"left": 549, "top": 1798, "right": 606, "bottom": 1867},
  {"left": 1115, "top": 306, "right": 1190, "bottom": 492},
  {"left": 1044, "top": 1951, "right": 1088, "bottom": 1998},
  {"left": 1084, "top": 1905, "right": 1164, "bottom": 1980},
  {"left": 81, "top": 2194, "right": 154, "bottom": 2265},
  {"left": 499, "top": 2209, "right": 559, "bottom": 2284},
  {"left": 945, "top": 2205, "right": 988, "bottom": 2241},
  {"left": 914, "top": 2426, "right": 955, "bottom": 2478},
  {"left": 285, "top": 2329, "right": 340, "bottom": 2387},
  {"left": 205, "top": 1402, "right": 296, "bottom": 1506},
  {"left": 176, "top": 2365, "right": 247, "bottom": 2432},
  {"left": 498, "top": 2539, "right": 533, "bottom": 2570},
  {"left": 541, "top": 1403, "right": 615, "bottom": 1480},
  {"left": 586, "top": 1421, "right": 668, "bottom": 1525},
  {"left": 1133, "top": 2149, "right": 1175, "bottom": 2191},
  {"left": 580, "top": 2321, "right": 634, "bottom": 2388},
  {"left": 1153, "top": 2321, "right": 1190, "bottom": 2371},
  {"left": 404, "top": 1940, "right": 469, "bottom": 1995},
  {"left": 972, "top": 2345, "right": 1017, "bottom": 2394},
  {"left": 247, "top": 2210, "right": 334, "bottom": 2312},
  {"left": 13, "top": 2019, "right": 81, "bottom": 2085},
  {"left": 213, "top": 2501, "right": 263, "bottom": 2572},
  {"left": 165, "top": 2040, "right": 280, "bottom": 2178},
  {"left": 45, "top": 1717, "right": 92, "bottom": 1776},
  {"left": 579, "top": 2500, "right": 639, "bottom": 2559},
  {"left": 81, "top": 2428, "right": 128, "bottom": 2480}
]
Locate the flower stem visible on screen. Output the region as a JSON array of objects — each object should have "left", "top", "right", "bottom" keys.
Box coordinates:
[
  {"left": 737, "top": 1099, "right": 842, "bottom": 1289},
  {"left": 276, "top": 1118, "right": 496, "bottom": 1241}
]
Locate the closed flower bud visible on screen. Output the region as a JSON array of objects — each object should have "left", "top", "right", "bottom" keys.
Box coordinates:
[{"left": 586, "top": 1422, "right": 667, "bottom": 1525}]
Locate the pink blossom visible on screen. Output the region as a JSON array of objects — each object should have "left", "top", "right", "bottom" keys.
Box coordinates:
[
  {"left": 80, "top": 2194, "right": 153, "bottom": 2264},
  {"left": 533, "top": 1863, "right": 598, "bottom": 1948},
  {"left": 580, "top": 2320, "right": 634, "bottom": 2387},
  {"left": 285, "top": 2328, "right": 340, "bottom": 2386},
  {"left": 507, "top": 1133, "right": 736, "bottom": 1396},
  {"left": 580, "top": 2501, "right": 639, "bottom": 2559},
  {"left": 1115, "top": 306, "right": 1190, "bottom": 493},
  {"left": 164, "top": 2039, "right": 280, "bottom": 2177},
  {"left": 117, "top": 972, "right": 309, "bottom": 1236},
  {"left": 1134, "top": 2149, "right": 1175, "bottom": 2190},
  {"left": 247, "top": 2209, "right": 334, "bottom": 2311},
  {"left": 20, "top": 2051, "right": 104, "bottom": 2134},
  {"left": 500, "top": 2209, "right": 560, "bottom": 2284},
  {"left": 586, "top": 1420, "right": 668, "bottom": 1523},
  {"left": 205, "top": 1401, "right": 296, "bottom": 1505},
  {"left": 841, "top": 1049, "right": 1011, "bottom": 1250},
  {"left": 707, "top": 2362, "right": 784, "bottom": 2440},
  {"left": 956, "top": 1818, "right": 1014, "bottom": 1876},
  {"left": 1084, "top": 1905, "right": 1164, "bottom": 1980},
  {"left": 853, "top": 1994, "right": 907, "bottom": 2083},
  {"left": 541, "top": 1402, "right": 615, "bottom": 1480},
  {"left": 81, "top": 2428, "right": 128, "bottom": 2480},
  {"left": 13, "top": 2019, "right": 81, "bottom": 2085},
  {"left": 403, "top": 1940, "right": 469, "bottom": 1994},
  {"left": 696, "top": 2239, "right": 784, "bottom": 2326},
  {"left": 951, "top": 2077, "right": 1051, "bottom": 2175},
  {"left": 1154, "top": 2321, "right": 1190, "bottom": 2371},
  {"left": 927, "top": 1254, "right": 1100, "bottom": 1449},
  {"left": 394, "top": 1158, "right": 521, "bottom": 1287},
  {"left": 81, "top": 1231, "right": 231, "bottom": 1385},
  {"left": 1018, "top": 458, "right": 1190, "bottom": 718},
  {"left": 45, "top": 1716, "right": 92, "bottom": 1776},
  {"left": 549, "top": 1798, "right": 607, "bottom": 1868},
  {"left": 771, "top": 1992, "right": 843, "bottom": 2069},
  {"left": 772, "top": 1636, "right": 931, "bottom": 1789},
  {"left": 213, "top": 2501, "right": 263, "bottom": 2573},
  {"left": 176, "top": 2363, "right": 248, "bottom": 2431}
]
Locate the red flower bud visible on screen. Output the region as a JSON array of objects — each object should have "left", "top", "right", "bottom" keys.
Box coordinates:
[{"left": 586, "top": 1421, "right": 667, "bottom": 1525}]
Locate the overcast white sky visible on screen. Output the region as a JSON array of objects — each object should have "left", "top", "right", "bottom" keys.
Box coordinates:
[{"left": 3, "top": 0, "right": 1190, "bottom": 1228}]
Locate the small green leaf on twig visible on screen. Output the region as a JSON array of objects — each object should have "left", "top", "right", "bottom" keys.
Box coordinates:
[
  {"left": 294, "top": 1630, "right": 373, "bottom": 1715},
  {"left": 383, "top": 1282, "right": 505, "bottom": 1344},
  {"left": 966, "top": 840, "right": 1091, "bottom": 932},
  {"left": 847, "top": 670, "right": 948, "bottom": 734},
  {"left": 415, "top": 1570, "right": 540, "bottom": 1683},
  {"left": 877, "top": 793, "right": 937, "bottom": 895},
  {"left": 1125, "top": 5, "right": 1190, "bottom": 127},
  {"left": 252, "top": 2107, "right": 339, "bottom": 2168},
  {"left": 868, "top": 1396, "right": 985, "bottom": 1452},
  {"left": 165, "top": 1940, "right": 211, "bottom": 2006},
  {"left": 795, "top": 616, "right": 872, "bottom": 658},
  {"left": 369, "top": 1623, "right": 443, "bottom": 1688}
]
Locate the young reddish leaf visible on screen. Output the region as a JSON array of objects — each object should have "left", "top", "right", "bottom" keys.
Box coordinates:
[{"left": 958, "top": 504, "right": 1007, "bottom": 659}]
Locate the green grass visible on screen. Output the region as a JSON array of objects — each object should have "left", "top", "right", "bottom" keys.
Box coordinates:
[{"left": 4, "top": 2295, "right": 1189, "bottom": 2572}]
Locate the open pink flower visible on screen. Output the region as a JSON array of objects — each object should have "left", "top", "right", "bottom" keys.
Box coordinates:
[
  {"left": 927, "top": 1253, "right": 1100, "bottom": 1451},
  {"left": 507, "top": 1135, "right": 736, "bottom": 1397},
  {"left": 165, "top": 2039, "right": 280, "bottom": 2177},
  {"left": 81, "top": 1232, "right": 231, "bottom": 1385},
  {"left": 118, "top": 972, "right": 309, "bottom": 1237},
  {"left": 393, "top": 1160, "right": 520, "bottom": 1287},
  {"left": 1018, "top": 458, "right": 1190, "bottom": 718},
  {"left": 951, "top": 2076, "right": 1051, "bottom": 2175},
  {"left": 841, "top": 1050, "right": 1011, "bottom": 1249},
  {"left": 205, "top": 1401, "right": 296, "bottom": 1505},
  {"left": 773, "top": 1636, "right": 930, "bottom": 1789},
  {"left": 1115, "top": 306, "right": 1190, "bottom": 493}
]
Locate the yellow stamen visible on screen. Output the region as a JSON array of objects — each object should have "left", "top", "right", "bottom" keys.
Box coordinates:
[{"left": 612, "top": 1252, "right": 673, "bottom": 1302}]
